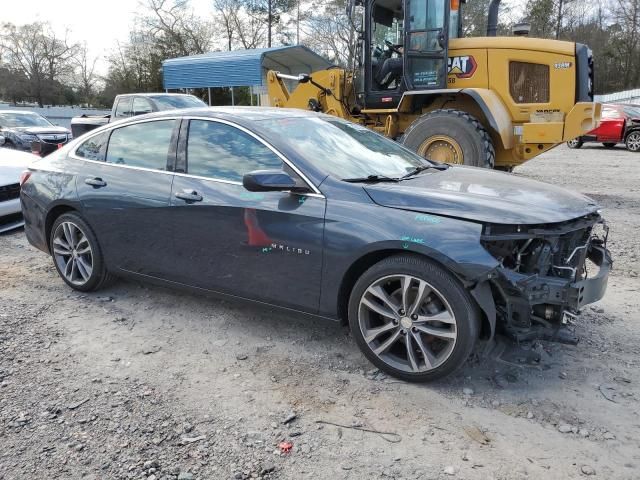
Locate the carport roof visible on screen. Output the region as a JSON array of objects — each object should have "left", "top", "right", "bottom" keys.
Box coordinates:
[{"left": 162, "top": 45, "right": 332, "bottom": 89}]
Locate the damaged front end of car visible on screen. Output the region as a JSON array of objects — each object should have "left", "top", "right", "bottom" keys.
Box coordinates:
[{"left": 478, "top": 212, "right": 612, "bottom": 343}]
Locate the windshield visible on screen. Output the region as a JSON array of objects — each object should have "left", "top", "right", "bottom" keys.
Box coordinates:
[
  {"left": 623, "top": 106, "right": 640, "bottom": 118},
  {"left": 0, "top": 112, "right": 53, "bottom": 128},
  {"left": 257, "top": 116, "right": 431, "bottom": 179},
  {"left": 150, "top": 95, "right": 207, "bottom": 110}
]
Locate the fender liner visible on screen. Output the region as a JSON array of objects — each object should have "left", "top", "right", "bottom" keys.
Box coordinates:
[
  {"left": 470, "top": 280, "right": 496, "bottom": 340},
  {"left": 398, "top": 88, "right": 514, "bottom": 150}
]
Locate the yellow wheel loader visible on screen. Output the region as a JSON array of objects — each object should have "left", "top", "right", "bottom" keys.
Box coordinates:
[{"left": 267, "top": 0, "right": 600, "bottom": 169}]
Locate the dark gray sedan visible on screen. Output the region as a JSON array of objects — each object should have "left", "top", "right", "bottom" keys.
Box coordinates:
[{"left": 20, "top": 107, "right": 612, "bottom": 382}]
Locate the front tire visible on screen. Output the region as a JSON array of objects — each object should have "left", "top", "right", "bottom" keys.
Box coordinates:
[
  {"left": 348, "top": 255, "right": 480, "bottom": 382},
  {"left": 626, "top": 131, "right": 640, "bottom": 152},
  {"left": 401, "top": 109, "right": 495, "bottom": 169},
  {"left": 50, "top": 212, "right": 112, "bottom": 291},
  {"left": 567, "top": 138, "right": 583, "bottom": 149}
]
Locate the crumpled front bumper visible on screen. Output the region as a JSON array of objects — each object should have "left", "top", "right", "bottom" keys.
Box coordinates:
[
  {"left": 493, "top": 244, "right": 612, "bottom": 317},
  {"left": 568, "top": 245, "right": 611, "bottom": 308}
]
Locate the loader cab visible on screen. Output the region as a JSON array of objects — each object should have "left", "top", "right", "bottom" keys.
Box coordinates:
[{"left": 361, "top": 0, "right": 452, "bottom": 109}]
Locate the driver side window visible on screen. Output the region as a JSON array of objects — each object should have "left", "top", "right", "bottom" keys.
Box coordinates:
[
  {"left": 186, "top": 120, "right": 283, "bottom": 182},
  {"left": 371, "top": 1, "right": 404, "bottom": 91}
]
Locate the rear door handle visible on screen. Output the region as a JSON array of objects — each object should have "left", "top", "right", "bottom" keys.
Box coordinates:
[
  {"left": 175, "top": 190, "right": 203, "bottom": 203},
  {"left": 85, "top": 177, "right": 107, "bottom": 187}
]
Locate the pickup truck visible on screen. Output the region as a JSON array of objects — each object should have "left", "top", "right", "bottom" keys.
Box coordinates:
[{"left": 69, "top": 93, "right": 207, "bottom": 138}]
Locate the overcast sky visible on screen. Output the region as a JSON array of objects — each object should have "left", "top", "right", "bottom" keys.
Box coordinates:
[
  {"left": 4, "top": 0, "right": 526, "bottom": 75},
  {"left": 3, "top": 0, "right": 211, "bottom": 74}
]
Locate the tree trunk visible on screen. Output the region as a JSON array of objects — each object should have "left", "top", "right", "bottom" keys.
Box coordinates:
[
  {"left": 268, "top": 0, "right": 272, "bottom": 48},
  {"left": 555, "top": 0, "right": 564, "bottom": 39}
]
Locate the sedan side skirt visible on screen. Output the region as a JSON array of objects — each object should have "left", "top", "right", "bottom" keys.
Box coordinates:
[{"left": 117, "top": 267, "right": 341, "bottom": 324}]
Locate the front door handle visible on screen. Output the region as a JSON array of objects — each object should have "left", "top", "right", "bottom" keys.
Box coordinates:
[
  {"left": 175, "top": 189, "right": 203, "bottom": 203},
  {"left": 85, "top": 177, "right": 107, "bottom": 187}
]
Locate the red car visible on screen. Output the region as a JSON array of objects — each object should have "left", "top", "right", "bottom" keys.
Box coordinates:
[{"left": 568, "top": 103, "right": 640, "bottom": 152}]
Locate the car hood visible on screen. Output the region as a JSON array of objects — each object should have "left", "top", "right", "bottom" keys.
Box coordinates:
[
  {"left": 364, "top": 166, "right": 600, "bottom": 225},
  {"left": 0, "top": 149, "right": 36, "bottom": 185},
  {"left": 10, "top": 126, "right": 70, "bottom": 135}
]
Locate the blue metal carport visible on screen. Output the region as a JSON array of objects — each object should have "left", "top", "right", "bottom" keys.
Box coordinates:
[{"left": 162, "top": 46, "right": 332, "bottom": 105}]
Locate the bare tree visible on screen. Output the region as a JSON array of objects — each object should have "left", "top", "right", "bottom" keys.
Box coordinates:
[
  {"left": 241, "top": 0, "right": 297, "bottom": 47},
  {"left": 41, "top": 27, "right": 78, "bottom": 83},
  {"left": 140, "top": 0, "right": 214, "bottom": 56},
  {"left": 212, "top": 0, "right": 267, "bottom": 50},
  {"left": 301, "top": 0, "right": 356, "bottom": 67},
  {"left": 212, "top": 0, "right": 237, "bottom": 50},
  {"left": 0, "top": 22, "right": 78, "bottom": 106},
  {"left": 614, "top": 0, "right": 640, "bottom": 88},
  {"left": 234, "top": 9, "right": 268, "bottom": 48},
  {"left": 73, "top": 42, "right": 99, "bottom": 106}
]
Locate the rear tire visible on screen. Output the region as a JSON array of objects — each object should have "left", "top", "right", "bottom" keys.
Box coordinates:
[
  {"left": 567, "top": 138, "right": 583, "bottom": 149},
  {"left": 401, "top": 109, "right": 495, "bottom": 169},
  {"left": 625, "top": 131, "right": 640, "bottom": 152},
  {"left": 49, "top": 212, "right": 114, "bottom": 292},
  {"left": 348, "top": 254, "right": 480, "bottom": 382},
  {"left": 603, "top": 142, "right": 616, "bottom": 149}
]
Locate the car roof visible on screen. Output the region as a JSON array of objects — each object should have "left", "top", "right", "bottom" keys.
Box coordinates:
[
  {"left": 0, "top": 110, "right": 44, "bottom": 115},
  {"left": 115, "top": 93, "right": 198, "bottom": 98},
  {"left": 140, "top": 106, "right": 325, "bottom": 122}
]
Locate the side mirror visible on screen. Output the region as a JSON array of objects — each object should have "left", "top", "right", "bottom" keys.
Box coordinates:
[
  {"left": 243, "top": 170, "right": 297, "bottom": 192},
  {"left": 0, "top": 135, "right": 5, "bottom": 146}
]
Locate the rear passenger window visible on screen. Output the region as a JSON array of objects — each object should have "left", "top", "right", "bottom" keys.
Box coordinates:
[
  {"left": 106, "top": 120, "right": 175, "bottom": 170},
  {"left": 186, "top": 120, "right": 282, "bottom": 182},
  {"left": 133, "top": 97, "right": 153, "bottom": 115},
  {"left": 114, "top": 97, "right": 132, "bottom": 118},
  {"left": 75, "top": 131, "right": 109, "bottom": 161}
]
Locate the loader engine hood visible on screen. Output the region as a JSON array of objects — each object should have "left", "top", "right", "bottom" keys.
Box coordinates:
[
  {"left": 363, "top": 166, "right": 600, "bottom": 225},
  {"left": 449, "top": 37, "right": 576, "bottom": 56}
]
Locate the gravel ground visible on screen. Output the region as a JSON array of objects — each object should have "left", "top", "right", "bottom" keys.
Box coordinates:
[{"left": 1, "top": 144, "right": 639, "bottom": 480}]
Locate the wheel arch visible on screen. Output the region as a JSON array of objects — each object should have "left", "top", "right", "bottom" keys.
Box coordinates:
[
  {"left": 624, "top": 127, "right": 640, "bottom": 142},
  {"left": 44, "top": 204, "right": 78, "bottom": 253},
  {"left": 398, "top": 88, "right": 514, "bottom": 151},
  {"left": 336, "top": 247, "right": 493, "bottom": 338}
]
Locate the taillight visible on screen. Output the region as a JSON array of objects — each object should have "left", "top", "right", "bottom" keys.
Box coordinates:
[{"left": 20, "top": 171, "right": 32, "bottom": 186}]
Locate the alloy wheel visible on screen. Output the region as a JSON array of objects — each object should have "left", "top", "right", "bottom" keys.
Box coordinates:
[
  {"left": 627, "top": 132, "right": 640, "bottom": 152},
  {"left": 358, "top": 274, "right": 457, "bottom": 373},
  {"left": 52, "top": 221, "right": 94, "bottom": 286},
  {"left": 567, "top": 138, "right": 581, "bottom": 148}
]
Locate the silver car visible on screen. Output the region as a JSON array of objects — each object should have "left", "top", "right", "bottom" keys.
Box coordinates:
[{"left": 0, "top": 137, "right": 35, "bottom": 232}]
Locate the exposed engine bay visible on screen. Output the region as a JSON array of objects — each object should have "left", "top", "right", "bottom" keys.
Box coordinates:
[{"left": 480, "top": 213, "right": 611, "bottom": 342}]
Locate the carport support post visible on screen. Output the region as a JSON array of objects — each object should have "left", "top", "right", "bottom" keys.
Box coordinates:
[
  {"left": 208, "top": 87, "right": 212, "bottom": 106},
  {"left": 231, "top": 87, "right": 235, "bottom": 106}
]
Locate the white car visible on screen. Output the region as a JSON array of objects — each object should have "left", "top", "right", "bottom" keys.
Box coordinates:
[{"left": 0, "top": 137, "right": 36, "bottom": 232}]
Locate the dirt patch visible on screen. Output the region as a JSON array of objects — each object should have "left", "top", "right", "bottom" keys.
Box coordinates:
[{"left": 1, "top": 145, "right": 640, "bottom": 479}]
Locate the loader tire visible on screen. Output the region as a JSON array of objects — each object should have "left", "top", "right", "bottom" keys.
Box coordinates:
[{"left": 401, "top": 109, "right": 495, "bottom": 169}]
